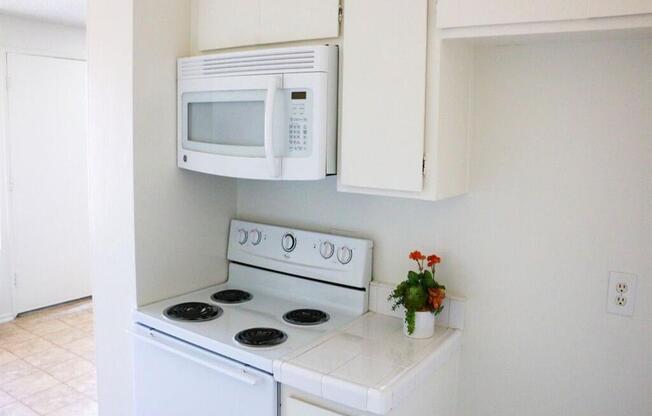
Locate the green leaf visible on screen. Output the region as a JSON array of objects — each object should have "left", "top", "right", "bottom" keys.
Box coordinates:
[
  {"left": 421, "top": 270, "right": 435, "bottom": 289},
  {"left": 405, "top": 308, "right": 416, "bottom": 335},
  {"left": 388, "top": 281, "right": 409, "bottom": 311},
  {"left": 404, "top": 285, "right": 427, "bottom": 310},
  {"left": 407, "top": 271, "right": 420, "bottom": 285}
]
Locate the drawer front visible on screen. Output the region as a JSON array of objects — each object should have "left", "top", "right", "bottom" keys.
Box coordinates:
[{"left": 286, "top": 397, "right": 348, "bottom": 416}]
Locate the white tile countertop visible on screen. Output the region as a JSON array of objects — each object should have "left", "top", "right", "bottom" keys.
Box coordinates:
[{"left": 273, "top": 312, "right": 463, "bottom": 415}]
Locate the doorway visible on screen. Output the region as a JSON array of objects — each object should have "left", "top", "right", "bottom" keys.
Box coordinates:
[{"left": 4, "top": 52, "right": 91, "bottom": 314}]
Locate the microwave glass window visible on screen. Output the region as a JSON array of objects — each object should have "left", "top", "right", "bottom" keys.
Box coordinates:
[{"left": 188, "top": 101, "right": 264, "bottom": 147}]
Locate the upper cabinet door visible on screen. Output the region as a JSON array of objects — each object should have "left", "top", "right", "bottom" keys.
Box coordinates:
[
  {"left": 195, "top": 0, "right": 260, "bottom": 51},
  {"left": 259, "top": 0, "right": 341, "bottom": 45},
  {"left": 195, "top": 0, "right": 340, "bottom": 51},
  {"left": 339, "top": 0, "right": 428, "bottom": 192},
  {"left": 437, "top": 0, "right": 588, "bottom": 28},
  {"left": 589, "top": 0, "right": 652, "bottom": 18}
]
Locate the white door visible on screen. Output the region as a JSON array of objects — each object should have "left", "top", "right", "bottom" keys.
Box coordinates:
[
  {"left": 133, "top": 325, "right": 277, "bottom": 416},
  {"left": 195, "top": 0, "right": 340, "bottom": 51},
  {"left": 339, "top": 0, "right": 427, "bottom": 192},
  {"left": 6, "top": 53, "right": 91, "bottom": 314}
]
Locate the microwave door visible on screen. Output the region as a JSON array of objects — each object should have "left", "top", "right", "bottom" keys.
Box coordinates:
[{"left": 181, "top": 75, "right": 282, "bottom": 177}]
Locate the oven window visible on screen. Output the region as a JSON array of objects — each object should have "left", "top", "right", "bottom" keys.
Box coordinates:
[{"left": 188, "top": 101, "right": 264, "bottom": 147}]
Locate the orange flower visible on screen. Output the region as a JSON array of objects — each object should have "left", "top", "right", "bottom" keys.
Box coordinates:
[
  {"left": 427, "top": 254, "right": 441, "bottom": 267},
  {"left": 409, "top": 250, "right": 426, "bottom": 261},
  {"left": 428, "top": 287, "right": 446, "bottom": 310}
]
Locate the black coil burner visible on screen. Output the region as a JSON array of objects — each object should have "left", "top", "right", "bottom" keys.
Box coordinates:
[
  {"left": 164, "top": 302, "right": 222, "bottom": 322},
  {"left": 283, "top": 309, "right": 330, "bottom": 326},
  {"left": 234, "top": 328, "right": 288, "bottom": 347},
  {"left": 211, "top": 289, "right": 253, "bottom": 304}
]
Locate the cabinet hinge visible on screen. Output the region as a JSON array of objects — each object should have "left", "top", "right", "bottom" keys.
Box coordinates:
[
  {"left": 13, "top": 273, "right": 17, "bottom": 288},
  {"left": 338, "top": 3, "right": 343, "bottom": 23},
  {"left": 422, "top": 156, "right": 427, "bottom": 176}
]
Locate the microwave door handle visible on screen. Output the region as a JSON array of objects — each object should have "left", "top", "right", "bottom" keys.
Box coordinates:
[{"left": 264, "top": 76, "right": 282, "bottom": 177}]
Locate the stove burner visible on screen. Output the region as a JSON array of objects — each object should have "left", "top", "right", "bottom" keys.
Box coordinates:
[
  {"left": 164, "top": 302, "right": 222, "bottom": 322},
  {"left": 211, "top": 289, "right": 253, "bottom": 304},
  {"left": 234, "top": 328, "right": 288, "bottom": 347},
  {"left": 283, "top": 309, "right": 330, "bottom": 326}
]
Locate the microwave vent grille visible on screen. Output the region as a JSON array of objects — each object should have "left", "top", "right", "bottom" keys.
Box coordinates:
[{"left": 180, "top": 50, "right": 319, "bottom": 79}]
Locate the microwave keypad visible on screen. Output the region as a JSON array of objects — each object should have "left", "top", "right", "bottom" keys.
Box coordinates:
[
  {"left": 288, "top": 101, "right": 309, "bottom": 155},
  {"left": 289, "top": 118, "right": 307, "bottom": 152}
]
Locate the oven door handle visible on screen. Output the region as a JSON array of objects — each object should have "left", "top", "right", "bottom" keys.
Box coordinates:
[
  {"left": 132, "top": 330, "right": 260, "bottom": 386},
  {"left": 264, "top": 76, "right": 282, "bottom": 178}
]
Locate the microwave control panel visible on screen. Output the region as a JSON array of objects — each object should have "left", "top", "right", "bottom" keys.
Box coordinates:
[{"left": 287, "top": 90, "right": 311, "bottom": 156}]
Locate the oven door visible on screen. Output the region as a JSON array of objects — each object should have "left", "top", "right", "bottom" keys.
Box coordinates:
[
  {"left": 133, "top": 324, "right": 278, "bottom": 416},
  {"left": 179, "top": 74, "right": 285, "bottom": 178}
]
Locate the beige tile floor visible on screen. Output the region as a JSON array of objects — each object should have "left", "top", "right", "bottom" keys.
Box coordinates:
[{"left": 0, "top": 299, "right": 97, "bottom": 416}]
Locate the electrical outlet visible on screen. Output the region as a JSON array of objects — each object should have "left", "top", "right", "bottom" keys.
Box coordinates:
[
  {"left": 615, "top": 295, "right": 627, "bottom": 307},
  {"left": 616, "top": 282, "right": 628, "bottom": 294},
  {"left": 607, "top": 272, "right": 637, "bottom": 316}
]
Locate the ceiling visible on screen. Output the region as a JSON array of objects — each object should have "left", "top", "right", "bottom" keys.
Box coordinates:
[{"left": 0, "top": 0, "right": 86, "bottom": 27}]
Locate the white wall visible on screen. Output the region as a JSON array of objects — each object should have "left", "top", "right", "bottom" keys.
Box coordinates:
[
  {"left": 0, "top": 14, "right": 85, "bottom": 59},
  {"left": 133, "top": 0, "right": 236, "bottom": 306},
  {"left": 89, "top": 1, "right": 238, "bottom": 415},
  {"left": 87, "top": 1, "right": 135, "bottom": 415},
  {"left": 237, "top": 39, "right": 651, "bottom": 416},
  {"left": 0, "top": 14, "right": 86, "bottom": 321}
]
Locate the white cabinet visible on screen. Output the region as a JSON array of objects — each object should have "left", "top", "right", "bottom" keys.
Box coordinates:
[
  {"left": 194, "top": 0, "right": 340, "bottom": 51},
  {"left": 286, "top": 397, "right": 347, "bottom": 416},
  {"left": 437, "top": 0, "right": 588, "bottom": 28},
  {"left": 339, "top": 0, "right": 428, "bottom": 193},
  {"left": 338, "top": 0, "right": 471, "bottom": 200},
  {"left": 437, "top": 0, "right": 652, "bottom": 29},
  {"left": 194, "top": 0, "right": 259, "bottom": 50},
  {"left": 589, "top": 0, "right": 652, "bottom": 18}
]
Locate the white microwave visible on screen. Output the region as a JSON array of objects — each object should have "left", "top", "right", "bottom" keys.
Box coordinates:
[{"left": 177, "top": 45, "right": 338, "bottom": 180}]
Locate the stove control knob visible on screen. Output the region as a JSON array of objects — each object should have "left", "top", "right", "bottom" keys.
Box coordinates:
[
  {"left": 337, "top": 246, "right": 353, "bottom": 264},
  {"left": 320, "top": 241, "right": 335, "bottom": 259},
  {"left": 250, "top": 229, "right": 262, "bottom": 246},
  {"left": 237, "top": 229, "right": 248, "bottom": 245},
  {"left": 281, "top": 233, "right": 296, "bottom": 252}
]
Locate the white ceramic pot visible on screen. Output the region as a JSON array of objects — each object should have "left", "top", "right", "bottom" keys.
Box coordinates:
[{"left": 404, "top": 311, "right": 435, "bottom": 339}]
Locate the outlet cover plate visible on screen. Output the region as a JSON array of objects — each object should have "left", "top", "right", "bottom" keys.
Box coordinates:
[{"left": 607, "top": 271, "right": 637, "bottom": 317}]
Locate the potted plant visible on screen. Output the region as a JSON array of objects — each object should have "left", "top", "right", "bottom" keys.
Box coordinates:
[{"left": 388, "top": 251, "right": 446, "bottom": 338}]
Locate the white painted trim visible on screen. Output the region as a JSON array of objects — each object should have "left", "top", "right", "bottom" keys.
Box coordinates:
[
  {"left": 0, "top": 47, "right": 19, "bottom": 320},
  {"left": 0, "top": 44, "right": 86, "bottom": 62},
  {"left": 0, "top": 47, "right": 8, "bottom": 253},
  {"left": 0, "top": 47, "right": 16, "bottom": 320},
  {"left": 439, "top": 13, "right": 652, "bottom": 42},
  {"left": 0, "top": 311, "right": 15, "bottom": 324}
]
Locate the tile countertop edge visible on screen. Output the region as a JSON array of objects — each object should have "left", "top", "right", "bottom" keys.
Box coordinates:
[{"left": 273, "top": 322, "right": 463, "bottom": 415}]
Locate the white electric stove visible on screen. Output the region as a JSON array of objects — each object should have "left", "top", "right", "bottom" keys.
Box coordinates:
[{"left": 133, "top": 219, "right": 373, "bottom": 416}]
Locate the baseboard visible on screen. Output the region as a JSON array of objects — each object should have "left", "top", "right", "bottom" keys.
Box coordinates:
[{"left": 0, "top": 312, "right": 16, "bottom": 324}]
